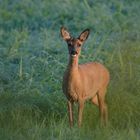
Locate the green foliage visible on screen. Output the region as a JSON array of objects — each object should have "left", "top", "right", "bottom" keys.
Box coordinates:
[{"left": 0, "top": 0, "right": 140, "bottom": 139}]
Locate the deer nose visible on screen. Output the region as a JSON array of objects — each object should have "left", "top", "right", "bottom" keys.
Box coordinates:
[{"left": 71, "top": 48, "right": 77, "bottom": 55}]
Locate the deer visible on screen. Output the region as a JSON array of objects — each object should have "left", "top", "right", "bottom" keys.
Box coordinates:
[{"left": 60, "top": 27, "right": 110, "bottom": 127}]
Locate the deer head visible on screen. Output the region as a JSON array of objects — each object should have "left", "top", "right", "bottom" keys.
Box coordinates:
[{"left": 60, "top": 27, "right": 90, "bottom": 58}]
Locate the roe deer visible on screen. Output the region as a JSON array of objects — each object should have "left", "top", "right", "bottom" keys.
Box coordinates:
[{"left": 60, "top": 27, "right": 110, "bottom": 127}]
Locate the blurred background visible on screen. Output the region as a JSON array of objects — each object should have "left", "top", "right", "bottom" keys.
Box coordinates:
[{"left": 0, "top": 0, "right": 140, "bottom": 139}]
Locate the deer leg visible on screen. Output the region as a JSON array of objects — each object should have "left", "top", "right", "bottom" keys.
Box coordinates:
[
  {"left": 97, "top": 89, "right": 108, "bottom": 126},
  {"left": 91, "top": 95, "right": 99, "bottom": 106},
  {"left": 68, "top": 100, "right": 74, "bottom": 127},
  {"left": 78, "top": 100, "right": 84, "bottom": 127}
]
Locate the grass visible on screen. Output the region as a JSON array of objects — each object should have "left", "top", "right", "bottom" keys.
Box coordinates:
[{"left": 0, "top": 0, "right": 140, "bottom": 139}]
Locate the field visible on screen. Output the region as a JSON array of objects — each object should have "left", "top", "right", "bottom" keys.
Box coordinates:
[{"left": 0, "top": 0, "right": 140, "bottom": 139}]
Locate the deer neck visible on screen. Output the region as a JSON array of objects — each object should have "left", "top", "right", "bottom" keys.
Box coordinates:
[{"left": 67, "top": 56, "right": 79, "bottom": 74}]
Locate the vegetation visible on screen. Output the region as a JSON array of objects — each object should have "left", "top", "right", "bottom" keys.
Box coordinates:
[{"left": 0, "top": 0, "right": 140, "bottom": 139}]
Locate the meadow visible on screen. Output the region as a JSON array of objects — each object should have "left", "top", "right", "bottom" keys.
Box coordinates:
[{"left": 0, "top": 0, "right": 140, "bottom": 139}]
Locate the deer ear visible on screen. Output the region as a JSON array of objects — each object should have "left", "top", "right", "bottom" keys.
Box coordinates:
[
  {"left": 60, "top": 27, "right": 71, "bottom": 41},
  {"left": 78, "top": 29, "right": 90, "bottom": 42}
]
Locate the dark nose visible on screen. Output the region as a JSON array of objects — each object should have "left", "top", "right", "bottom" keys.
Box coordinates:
[{"left": 71, "top": 48, "right": 77, "bottom": 55}]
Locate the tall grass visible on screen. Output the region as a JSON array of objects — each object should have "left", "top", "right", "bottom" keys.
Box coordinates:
[{"left": 0, "top": 0, "right": 140, "bottom": 139}]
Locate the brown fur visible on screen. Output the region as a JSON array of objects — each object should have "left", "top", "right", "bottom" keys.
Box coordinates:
[{"left": 60, "top": 27, "right": 110, "bottom": 127}]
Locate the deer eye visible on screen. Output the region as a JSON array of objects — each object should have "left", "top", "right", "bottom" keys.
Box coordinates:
[{"left": 77, "top": 43, "right": 81, "bottom": 47}]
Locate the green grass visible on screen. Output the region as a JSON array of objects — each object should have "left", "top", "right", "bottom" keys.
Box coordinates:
[{"left": 0, "top": 0, "right": 140, "bottom": 139}]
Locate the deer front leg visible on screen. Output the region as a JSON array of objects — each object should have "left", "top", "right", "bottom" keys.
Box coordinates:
[
  {"left": 78, "top": 100, "right": 84, "bottom": 127},
  {"left": 68, "top": 100, "right": 74, "bottom": 127}
]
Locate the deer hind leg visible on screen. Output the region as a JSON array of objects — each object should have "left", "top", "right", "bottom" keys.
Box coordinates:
[
  {"left": 96, "top": 88, "right": 108, "bottom": 126},
  {"left": 68, "top": 100, "right": 74, "bottom": 127},
  {"left": 91, "top": 95, "right": 99, "bottom": 106}
]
